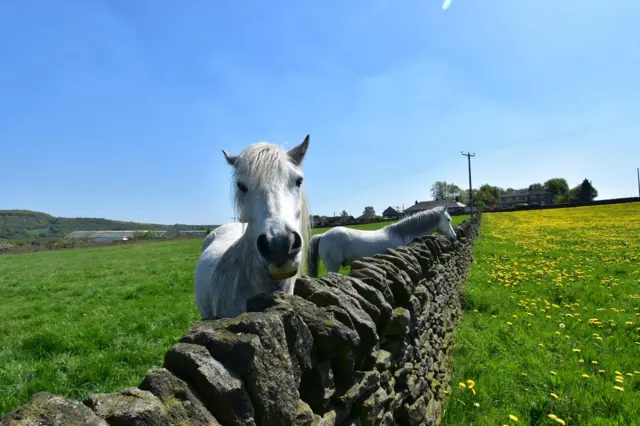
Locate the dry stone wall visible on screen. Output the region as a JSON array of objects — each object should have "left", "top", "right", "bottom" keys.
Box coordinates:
[{"left": 1, "top": 215, "right": 481, "bottom": 426}]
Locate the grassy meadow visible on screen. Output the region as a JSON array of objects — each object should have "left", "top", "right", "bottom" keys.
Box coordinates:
[
  {"left": 0, "top": 215, "right": 467, "bottom": 415},
  {"left": 443, "top": 203, "right": 640, "bottom": 426}
]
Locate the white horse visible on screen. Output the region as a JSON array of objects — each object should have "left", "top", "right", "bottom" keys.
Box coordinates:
[
  {"left": 194, "top": 135, "right": 312, "bottom": 319},
  {"left": 307, "top": 205, "right": 457, "bottom": 277}
]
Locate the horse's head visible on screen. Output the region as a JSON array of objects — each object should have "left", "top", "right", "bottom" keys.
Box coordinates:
[
  {"left": 222, "top": 135, "right": 310, "bottom": 281},
  {"left": 436, "top": 206, "right": 457, "bottom": 240}
]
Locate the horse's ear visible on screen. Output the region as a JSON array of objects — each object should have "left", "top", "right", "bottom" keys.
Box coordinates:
[
  {"left": 288, "top": 134, "right": 310, "bottom": 166},
  {"left": 222, "top": 150, "right": 238, "bottom": 166}
]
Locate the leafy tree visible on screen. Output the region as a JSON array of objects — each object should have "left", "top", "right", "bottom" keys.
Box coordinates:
[
  {"left": 544, "top": 178, "right": 569, "bottom": 203},
  {"left": 569, "top": 178, "right": 598, "bottom": 202},
  {"left": 528, "top": 183, "right": 544, "bottom": 191},
  {"left": 340, "top": 210, "right": 349, "bottom": 217},
  {"left": 475, "top": 184, "right": 505, "bottom": 210},
  {"left": 431, "top": 181, "right": 463, "bottom": 201},
  {"left": 363, "top": 206, "right": 376, "bottom": 217}
]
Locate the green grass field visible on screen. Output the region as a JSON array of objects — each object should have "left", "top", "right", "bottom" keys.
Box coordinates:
[
  {"left": 0, "top": 215, "right": 468, "bottom": 415},
  {"left": 443, "top": 203, "right": 640, "bottom": 426}
]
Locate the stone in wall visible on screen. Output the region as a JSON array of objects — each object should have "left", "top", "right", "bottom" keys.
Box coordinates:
[{"left": 0, "top": 215, "right": 481, "bottom": 426}]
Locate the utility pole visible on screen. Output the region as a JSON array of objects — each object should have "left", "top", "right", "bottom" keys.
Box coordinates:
[{"left": 461, "top": 152, "right": 476, "bottom": 216}]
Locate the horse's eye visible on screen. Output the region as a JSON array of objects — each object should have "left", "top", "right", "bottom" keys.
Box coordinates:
[
  {"left": 295, "top": 177, "right": 304, "bottom": 187},
  {"left": 237, "top": 182, "right": 248, "bottom": 193}
]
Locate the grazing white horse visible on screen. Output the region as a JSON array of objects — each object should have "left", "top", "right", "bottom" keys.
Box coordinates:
[
  {"left": 194, "top": 135, "right": 312, "bottom": 319},
  {"left": 307, "top": 205, "right": 457, "bottom": 277}
]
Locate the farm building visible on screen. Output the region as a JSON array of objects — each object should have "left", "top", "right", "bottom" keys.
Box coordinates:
[
  {"left": 499, "top": 189, "right": 554, "bottom": 209},
  {"left": 382, "top": 206, "right": 404, "bottom": 218},
  {"left": 403, "top": 199, "right": 466, "bottom": 216},
  {"left": 65, "top": 230, "right": 167, "bottom": 243}
]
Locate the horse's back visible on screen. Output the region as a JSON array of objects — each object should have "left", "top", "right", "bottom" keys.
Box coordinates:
[{"left": 194, "top": 222, "right": 245, "bottom": 318}]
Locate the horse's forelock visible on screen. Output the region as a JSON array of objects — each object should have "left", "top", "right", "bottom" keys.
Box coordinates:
[{"left": 230, "top": 143, "right": 311, "bottom": 257}]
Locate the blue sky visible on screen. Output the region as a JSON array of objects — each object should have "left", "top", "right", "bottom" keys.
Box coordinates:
[{"left": 1, "top": 0, "right": 639, "bottom": 225}]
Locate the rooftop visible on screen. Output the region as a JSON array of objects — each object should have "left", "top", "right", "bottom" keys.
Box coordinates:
[{"left": 404, "top": 199, "right": 465, "bottom": 212}]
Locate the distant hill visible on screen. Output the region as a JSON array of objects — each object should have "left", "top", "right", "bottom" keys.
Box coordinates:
[{"left": 0, "top": 210, "right": 218, "bottom": 242}]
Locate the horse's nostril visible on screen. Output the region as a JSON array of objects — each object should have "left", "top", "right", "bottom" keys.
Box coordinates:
[
  {"left": 289, "top": 231, "right": 302, "bottom": 253},
  {"left": 256, "top": 233, "right": 270, "bottom": 257}
]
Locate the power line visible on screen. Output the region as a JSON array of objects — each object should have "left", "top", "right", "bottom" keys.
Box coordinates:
[
  {"left": 488, "top": 120, "right": 636, "bottom": 151},
  {"left": 461, "top": 152, "right": 476, "bottom": 215}
]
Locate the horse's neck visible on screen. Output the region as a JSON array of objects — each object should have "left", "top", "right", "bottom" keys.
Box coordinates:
[
  {"left": 228, "top": 232, "right": 294, "bottom": 295},
  {"left": 389, "top": 213, "right": 439, "bottom": 241}
]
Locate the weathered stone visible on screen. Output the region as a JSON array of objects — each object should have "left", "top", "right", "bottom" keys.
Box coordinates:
[
  {"left": 379, "top": 411, "right": 396, "bottom": 426},
  {"left": 423, "top": 398, "right": 440, "bottom": 426},
  {"left": 377, "top": 251, "right": 421, "bottom": 284},
  {"left": 343, "top": 277, "right": 393, "bottom": 335},
  {"left": 294, "top": 277, "right": 378, "bottom": 368},
  {"left": 381, "top": 338, "right": 414, "bottom": 368},
  {"left": 180, "top": 312, "right": 298, "bottom": 426},
  {"left": 314, "top": 410, "right": 336, "bottom": 426},
  {"left": 400, "top": 395, "right": 427, "bottom": 426},
  {"left": 374, "top": 349, "right": 392, "bottom": 371},
  {"left": 319, "top": 274, "right": 382, "bottom": 326},
  {"left": 300, "top": 360, "right": 334, "bottom": 414},
  {"left": 83, "top": 387, "right": 172, "bottom": 426},
  {"left": 406, "top": 296, "right": 421, "bottom": 331},
  {"left": 245, "top": 295, "right": 317, "bottom": 382},
  {"left": 247, "top": 292, "right": 359, "bottom": 370},
  {"left": 406, "top": 375, "right": 428, "bottom": 401},
  {"left": 384, "top": 307, "right": 411, "bottom": 337},
  {"left": 295, "top": 400, "right": 314, "bottom": 426},
  {"left": 139, "top": 367, "right": 220, "bottom": 425},
  {"left": 369, "top": 259, "right": 413, "bottom": 308},
  {"left": 359, "top": 387, "right": 389, "bottom": 426},
  {"left": 348, "top": 264, "right": 395, "bottom": 306},
  {"left": 1, "top": 392, "right": 108, "bottom": 426},
  {"left": 334, "top": 370, "right": 380, "bottom": 408},
  {"left": 163, "top": 342, "right": 254, "bottom": 426}
]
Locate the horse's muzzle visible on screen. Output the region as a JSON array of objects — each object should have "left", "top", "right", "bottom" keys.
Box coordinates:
[{"left": 256, "top": 229, "right": 303, "bottom": 269}]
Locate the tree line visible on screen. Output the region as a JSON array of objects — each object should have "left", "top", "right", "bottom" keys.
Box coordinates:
[{"left": 430, "top": 178, "right": 599, "bottom": 210}]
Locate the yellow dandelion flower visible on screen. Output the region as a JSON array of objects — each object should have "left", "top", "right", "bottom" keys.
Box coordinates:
[
  {"left": 615, "top": 371, "right": 622, "bottom": 375},
  {"left": 548, "top": 414, "right": 558, "bottom": 420},
  {"left": 473, "top": 309, "right": 478, "bottom": 313},
  {"left": 572, "top": 348, "right": 581, "bottom": 352},
  {"left": 626, "top": 321, "right": 633, "bottom": 325},
  {"left": 466, "top": 379, "right": 476, "bottom": 388},
  {"left": 582, "top": 374, "right": 590, "bottom": 378},
  {"left": 546, "top": 315, "right": 552, "bottom": 319},
  {"left": 599, "top": 370, "right": 606, "bottom": 374},
  {"left": 596, "top": 336, "right": 603, "bottom": 340},
  {"left": 555, "top": 418, "right": 566, "bottom": 426},
  {"left": 626, "top": 373, "right": 633, "bottom": 377},
  {"left": 458, "top": 382, "right": 466, "bottom": 389},
  {"left": 507, "top": 322, "right": 513, "bottom": 326},
  {"left": 550, "top": 371, "right": 557, "bottom": 375},
  {"left": 614, "top": 386, "right": 624, "bottom": 391},
  {"left": 521, "top": 373, "right": 527, "bottom": 377},
  {"left": 634, "top": 371, "right": 640, "bottom": 374},
  {"left": 509, "top": 414, "right": 519, "bottom": 422},
  {"left": 471, "top": 388, "right": 476, "bottom": 395},
  {"left": 592, "top": 360, "right": 599, "bottom": 364},
  {"left": 579, "top": 359, "right": 584, "bottom": 364},
  {"left": 550, "top": 392, "right": 559, "bottom": 399}
]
